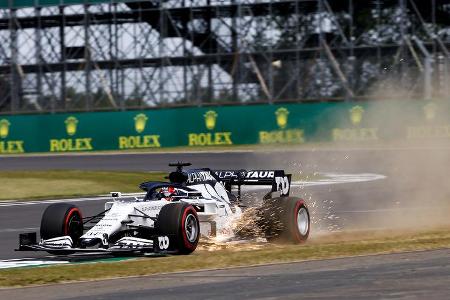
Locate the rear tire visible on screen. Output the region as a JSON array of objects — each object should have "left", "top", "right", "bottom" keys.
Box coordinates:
[
  {"left": 40, "top": 203, "right": 84, "bottom": 248},
  {"left": 259, "top": 197, "right": 310, "bottom": 243},
  {"left": 156, "top": 203, "right": 200, "bottom": 254}
]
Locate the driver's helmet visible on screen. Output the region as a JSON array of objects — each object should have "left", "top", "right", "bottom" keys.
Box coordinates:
[{"left": 161, "top": 186, "right": 176, "bottom": 201}]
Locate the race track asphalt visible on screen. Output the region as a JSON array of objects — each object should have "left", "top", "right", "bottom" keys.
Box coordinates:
[{"left": 1, "top": 249, "right": 449, "bottom": 300}]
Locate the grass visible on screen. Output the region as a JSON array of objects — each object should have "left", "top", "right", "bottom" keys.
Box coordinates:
[
  {"left": 1, "top": 228, "right": 449, "bottom": 287},
  {"left": 0, "top": 170, "right": 166, "bottom": 201}
]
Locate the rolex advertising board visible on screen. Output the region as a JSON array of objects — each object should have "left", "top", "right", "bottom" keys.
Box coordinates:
[
  {"left": 1, "top": 99, "right": 449, "bottom": 154},
  {"left": 406, "top": 102, "right": 450, "bottom": 140},
  {"left": 0, "top": 118, "right": 25, "bottom": 154},
  {"left": 187, "top": 110, "right": 233, "bottom": 146},
  {"left": 330, "top": 105, "right": 380, "bottom": 142}
]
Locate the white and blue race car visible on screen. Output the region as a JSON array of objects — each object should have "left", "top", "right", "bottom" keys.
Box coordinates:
[{"left": 17, "top": 163, "right": 310, "bottom": 255}]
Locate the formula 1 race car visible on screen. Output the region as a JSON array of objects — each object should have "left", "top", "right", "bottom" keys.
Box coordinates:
[{"left": 17, "top": 163, "right": 310, "bottom": 255}]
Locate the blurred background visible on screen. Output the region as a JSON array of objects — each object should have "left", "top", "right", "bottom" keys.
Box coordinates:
[{"left": 0, "top": 0, "right": 449, "bottom": 114}]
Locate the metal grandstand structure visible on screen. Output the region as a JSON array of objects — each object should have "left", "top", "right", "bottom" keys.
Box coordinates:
[{"left": 0, "top": 0, "right": 449, "bottom": 113}]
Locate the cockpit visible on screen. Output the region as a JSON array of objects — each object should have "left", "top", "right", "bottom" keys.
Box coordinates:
[{"left": 140, "top": 182, "right": 202, "bottom": 201}]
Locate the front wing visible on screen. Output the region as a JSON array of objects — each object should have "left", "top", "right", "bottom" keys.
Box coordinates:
[{"left": 16, "top": 232, "right": 175, "bottom": 255}]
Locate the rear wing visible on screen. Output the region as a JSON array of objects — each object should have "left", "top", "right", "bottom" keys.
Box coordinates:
[{"left": 213, "top": 170, "right": 292, "bottom": 198}]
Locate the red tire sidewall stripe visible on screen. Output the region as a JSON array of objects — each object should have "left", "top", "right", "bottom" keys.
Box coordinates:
[
  {"left": 293, "top": 199, "right": 308, "bottom": 242},
  {"left": 181, "top": 206, "right": 198, "bottom": 250},
  {"left": 64, "top": 207, "right": 82, "bottom": 236}
]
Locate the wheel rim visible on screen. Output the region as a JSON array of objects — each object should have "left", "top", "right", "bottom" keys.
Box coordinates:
[
  {"left": 66, "top": 212, "right": 83, "bottom": 241},
  {"left": 297, "top": 207, "right": 309, "bottom": 236},
  {"left": 184, "top": 214, "right": 198, "bottom": 243}
]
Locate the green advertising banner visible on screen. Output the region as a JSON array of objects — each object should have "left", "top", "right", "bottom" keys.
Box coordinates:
[{"left": 1, "top": 99, "right": 450, "bottom": 154}]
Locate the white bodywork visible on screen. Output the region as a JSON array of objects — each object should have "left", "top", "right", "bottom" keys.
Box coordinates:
[
  {"left": 29, "top": 167, "right": 297, "bottom": 252},
  {"left": 79, "top": 182, "right": 242, "bottom": 242},
  {"left": 81, "top": 200, "right": 163, "bottom": 241}
]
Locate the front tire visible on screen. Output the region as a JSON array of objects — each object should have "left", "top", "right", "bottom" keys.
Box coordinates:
[
  {"left": 156, "top": 203, "right": 200, "bottom": 254},
  {"left": 259, "top": 197, "right": 310, "bottom": 243},
  {"left": 40, "top": 203, "right": 84, "bottom": 248}
]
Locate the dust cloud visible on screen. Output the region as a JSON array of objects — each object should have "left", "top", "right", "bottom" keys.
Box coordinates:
[{"left": 277, "top": 82, "right": 450, "bottom": 238}]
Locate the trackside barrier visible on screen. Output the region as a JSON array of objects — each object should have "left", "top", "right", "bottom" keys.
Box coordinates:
[{"left": 1, "top": 100, "right": 450, "bottom": 154}]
